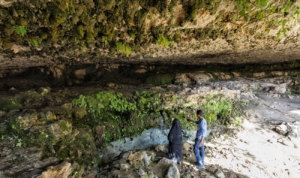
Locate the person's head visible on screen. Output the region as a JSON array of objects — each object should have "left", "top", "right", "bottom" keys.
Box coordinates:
[
  {"left": 196, "top": 110, "right": 203, "bottom": 119},
  {"left": 172, "top": 118, "right": 180, "bottom": 126}
]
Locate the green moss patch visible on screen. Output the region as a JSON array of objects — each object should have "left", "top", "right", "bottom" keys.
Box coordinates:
[
  {"left": 0, "top": 0, "right": 298, "bottom": 55},
  {"left": 72, "top": 91, "right": 163, "bottom": 146},
  {"left": 0, "top": 98, "right": 22, "bottom": 111}
]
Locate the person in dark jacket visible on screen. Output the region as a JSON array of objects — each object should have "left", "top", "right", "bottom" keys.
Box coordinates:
[{"left": 167, "top": 118, "right": 183, "bottom": 164}]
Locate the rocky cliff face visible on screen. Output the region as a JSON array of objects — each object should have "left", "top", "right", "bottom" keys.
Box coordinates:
[
  {"left": 1, "top": 72, "right": 299, "bottom": 177},
  {"left": 0, "top": 0, "right": 299, "bottom": 70},
  {"left": 1, "top": 1, "right": 300, "bottom": 177}
]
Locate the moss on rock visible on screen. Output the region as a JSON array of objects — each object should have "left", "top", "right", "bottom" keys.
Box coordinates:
[
  {"left": 0, "top": 0, "right": 297, "bottom": 58},
  {"left": 0, "top": 98, "right": 22, "bottom": 111}
]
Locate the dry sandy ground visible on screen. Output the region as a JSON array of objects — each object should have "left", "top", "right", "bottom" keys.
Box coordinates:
[{"left": 206, "top": 94, "right": 300, "bottom": 178}]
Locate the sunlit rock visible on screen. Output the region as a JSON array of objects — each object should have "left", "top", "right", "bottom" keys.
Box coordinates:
[{"left": 37, "top": 162, "right": 72, "bottom": 178}]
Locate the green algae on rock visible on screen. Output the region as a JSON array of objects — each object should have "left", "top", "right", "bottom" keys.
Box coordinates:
[{"left": 0, "top": 0, "right": 299, "bottom": 64}]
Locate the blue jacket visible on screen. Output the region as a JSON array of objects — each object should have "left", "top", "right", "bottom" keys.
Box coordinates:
[{"left": 195, "top": 118, "right": 207, "bottom": 139}]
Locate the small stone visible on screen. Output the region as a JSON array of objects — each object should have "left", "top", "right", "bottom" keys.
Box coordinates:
[
  {"left": 137, "top": 168, "right": 147, "bottom": 176},
  {"left": 121, "top": 152, "right": 130, "bottom": 160},
  {"left": 61, "top": 103, "right": 72, "bottom": 111},
  {"left": 38, "top": 87, "right": 51, "bottom": 95},
  {"left": 165, "top": 164, "right": 180, "bottom": 178},
  {"left": 143, "top": 151, "right": 154, "bottom": 166},
  {"left": 46, "top": 111, "right": 57, "bottom": 121},
  {"left": 206, "top": 165, "right": 218, "bottom": 174},
  {"left": 215, "top": 168, "right": 225, "bottom": 178},
  {"left": 120, "top": 163, "right": 130, "bottom": 171},
  {"left": 286, "top": 123, "right": 298, "bottom": 138},
  {"left": 274, "top": 124, "right": 288, "bottom": 136},
  {"left": 182, "top": 142, "right": 190, "bottom": 151},
  {"left": 128, "top": 151, "right": 154, "bottom": 167},
  {"left": 155, "top": 145, "right": 167, "bottom": 152},
  {"left": 9, "top": 87, "right": 17, "bottom": 93}
]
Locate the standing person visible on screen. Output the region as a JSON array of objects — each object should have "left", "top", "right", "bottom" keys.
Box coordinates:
[
  {"left": 187, "top": 109, "right": 207, "bottom": 169},
  {"left": 167, "top": 118, "right": 183, "bottom": 164}
]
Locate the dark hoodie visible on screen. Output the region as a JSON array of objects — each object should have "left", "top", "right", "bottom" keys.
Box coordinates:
[{"left": 167, "top": 119, "right": 183, "bottom": 163}]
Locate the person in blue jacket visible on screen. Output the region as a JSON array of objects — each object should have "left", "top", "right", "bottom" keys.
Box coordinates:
[
  {"left": 167, "top": 118, "right": 183, "bottom": 164},
  {"left": 187, "top": 109, "right": 207, "bottom": 169}
]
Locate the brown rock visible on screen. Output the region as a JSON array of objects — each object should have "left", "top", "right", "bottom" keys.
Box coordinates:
[
  {"left": 37, "top": 162, "right": 72, "bottom": 178},
  {"left": 155, "top": 145, "right": 167, "bottom": 153},
  {"left": 182, "top": 142, "right": 191, "bottom": 151},
  {"left": 128, "top": 151, "right": 155, "bottom": 168},
  {"left": 152, "top": 158, "right": 176, "bottom": 177},
  {"left": 74, "top": 69, "right": 86, "bottom": 80}
]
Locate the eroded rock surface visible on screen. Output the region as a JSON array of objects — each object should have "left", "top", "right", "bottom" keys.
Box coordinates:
[
  {"left": 0, "top": 67, "right": 300, "bottom": 177},
  {"left": 0, "top": 0, "right": 300, "bottom": 70}
]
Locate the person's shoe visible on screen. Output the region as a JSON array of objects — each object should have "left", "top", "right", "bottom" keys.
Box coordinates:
[{"left": 196, "top": 164, "right": 205, "bottom": 169}]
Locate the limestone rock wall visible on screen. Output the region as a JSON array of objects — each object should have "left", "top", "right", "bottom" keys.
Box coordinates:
[{"left": 0, "top": 0, "right": 299, "bottom": 67}]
